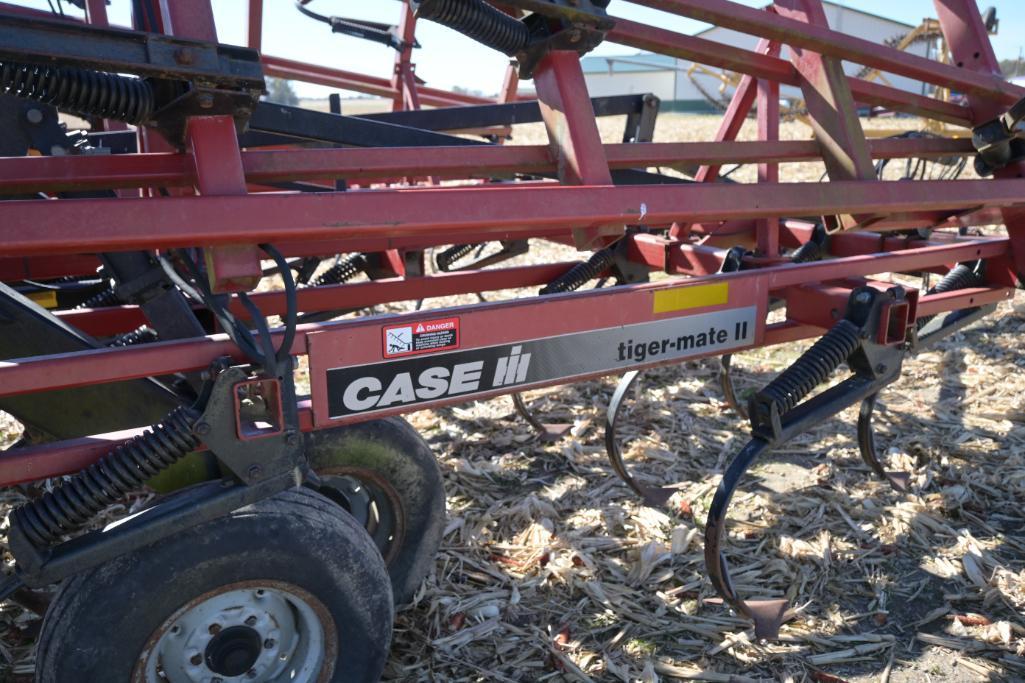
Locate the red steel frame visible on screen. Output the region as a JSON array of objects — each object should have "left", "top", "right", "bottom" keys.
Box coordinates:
[{"left": 0, "top": 0, "right": 1023, "bottom": 489}]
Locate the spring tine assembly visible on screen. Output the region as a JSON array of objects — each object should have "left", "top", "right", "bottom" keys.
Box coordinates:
[
  {"left": 603, "top": 370, "right": 681, "bottom": 507},
  {"left": 705, "top": 285, "right": 910, "bottom": 639},
  {"left": 856, "top": 261, "right": 988, "bottom": 492}
]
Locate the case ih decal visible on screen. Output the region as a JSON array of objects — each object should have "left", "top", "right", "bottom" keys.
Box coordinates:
[{"left": 326, "top": 306, "right": 756, "bottom": 418}]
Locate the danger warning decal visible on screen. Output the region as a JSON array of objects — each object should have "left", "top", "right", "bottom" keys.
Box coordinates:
[
  {"left": 383, "top": 317, "right": 460, "bottom": 358},
  {"left": 327, "top": 306, "right": 757, "bottom": 419}
]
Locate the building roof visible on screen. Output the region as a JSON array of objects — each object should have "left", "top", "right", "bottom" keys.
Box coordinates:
[
  {"left": 692, "top": 1, "right": 914, "bottom": 38},
  {"left": 583, "top": 2, "right": 916, "bottom": 75},
  {"left": 580, "top": 53, "right": 678, "bottom": 75}
]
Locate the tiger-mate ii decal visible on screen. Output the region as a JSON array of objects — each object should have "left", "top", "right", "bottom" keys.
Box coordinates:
[{"left": 324, "top": 306, "right": 757, "bottom": 419}]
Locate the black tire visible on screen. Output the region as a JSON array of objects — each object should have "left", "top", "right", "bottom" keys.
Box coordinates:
[
  {"left": 35, "top": 488, "right": 393, "bottom": 683},
  {"left": 305, "top": 416, "right": 445, "bottom": 604}
]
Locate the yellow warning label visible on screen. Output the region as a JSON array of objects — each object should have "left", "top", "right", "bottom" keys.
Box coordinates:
[
  {"left": 652, "top": 282, "right": 729, "bottom": 314},
  {"left": 27, "top": 290, "right": 58, "bottom": 309}
]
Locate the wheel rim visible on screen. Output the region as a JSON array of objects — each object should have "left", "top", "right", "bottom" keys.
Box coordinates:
[
  {"left": 135, "top": 580, "right": 335, "bottom": 683},
  {"left": 313, "top": 468, "right": 404, "bottom": 565}
]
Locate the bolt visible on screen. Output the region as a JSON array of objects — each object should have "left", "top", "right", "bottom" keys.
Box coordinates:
[
  {"left": 173, "top": 47, "right": 194, "bottom": 65},
  {"left": 245, "top": 615, "right": 258, "bottom": 626},
  {"left": 876, "top": 364, "right": 887, "bottom": 374},
  {"left": 208, "top": 623, "right": 222, "bottom": 635},
  {"left": 247, "top": 671, "right": 258, "bottom": 680},
  {"left": 855, "top": 291, "right": 872, "bottom": 304},
  {"left": 25, "top": 108, "right": 43, "bottom": 124},
  {"left": 198, "top": 93, "right": 215, "bottom": 109},
  {"left": 190, "top": 654, "right": 203, "bottom": 666},
  {"left": 264, "top": 638, "right": 276, "bottom": 649},
  {"left": 195, "top": 422, "right": 211, "bottom": 436},
  {"left": 248, "top": 464, "right": 263, "bottom": 480},
  {"left": 286, "top": 432, "right": 299, "bottom": 447},
  {"left": 568, "top": 29, "right": 582, "bottom": 43}
]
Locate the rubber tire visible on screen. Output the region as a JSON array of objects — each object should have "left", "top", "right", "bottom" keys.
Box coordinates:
[
  {"left": 34, "top": 488, "right": 394, "bottom": 683},
  {"left": 305, "top": 416, "right": 445, "bottom": 604}
]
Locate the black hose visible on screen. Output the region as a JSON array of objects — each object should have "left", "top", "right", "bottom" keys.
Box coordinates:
[
  {"left": 0, "top": 60, "right": 154, "bottom": 124},
  {"left": 415, "top": 0, "right": 531, "bottom": 56}
]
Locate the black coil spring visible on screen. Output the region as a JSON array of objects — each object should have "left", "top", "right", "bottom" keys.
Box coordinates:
[
  {"left": 436, "top": 243, "right": 476, "bottom": 272},
  {"left": 307, "top": 254, "right": 368, "bottom": 288},
  {"left": 415, "top": 0, "right": 531, "bottom": 56},
  {"left": 108, "top": 325, "right": 158, "bottom": 348},
  {"left": 0, "top": 60, "right": 154, "bottom": 125},
  {"left": 931, "top": 262, "right": 984, "bottom": 294},
  {"left": 917, "top": 262, "right": 985, "bottom": 330},
  {"left": 11, "top": 406, "right": 200, "bottom": 547},
  {"left": 75, "top": 285, "right": 120, "bottom": 310},
  {"left": 755, "top": 319, "right": 861, "bottom": 415},
  {"left": 540, "top": 247, "right": 616, "bottom": 295},
  {"left": 791, "top": 239, "right": 824, "bottom": 264}
]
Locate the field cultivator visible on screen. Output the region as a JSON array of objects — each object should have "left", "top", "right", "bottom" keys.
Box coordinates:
[{"left": 0, "top": 0, "right": 1024, "bottom": 679}]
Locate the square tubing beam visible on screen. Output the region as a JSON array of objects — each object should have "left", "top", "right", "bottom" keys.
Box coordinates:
[
  {"left": 533, "top": 51, "right": 620, "bottom": 248},
  {"left": 625, "top": 0, "right": 1024, "bottom": 105}
]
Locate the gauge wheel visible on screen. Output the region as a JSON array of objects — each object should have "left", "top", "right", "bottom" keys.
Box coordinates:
[
  {"left": 35, "top": 488, "right": 393, "bottom": 683},
  {"left": 304, "top": 416, "right": 445, "bottom": 604}
]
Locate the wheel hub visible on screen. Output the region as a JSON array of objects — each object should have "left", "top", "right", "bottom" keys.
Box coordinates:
[
  {"left": 205, "top": 625, "right": 262, "bottom": 676},
  {"left": 141, "top": 583, "right": 327, "bottom": 683}
]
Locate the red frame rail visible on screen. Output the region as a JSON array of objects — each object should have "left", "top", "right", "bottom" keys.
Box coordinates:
[{"left": 0, "top": 0, "right": 1022, "bottom": 492}]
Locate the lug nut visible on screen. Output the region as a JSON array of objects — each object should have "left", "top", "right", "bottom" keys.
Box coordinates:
[
  {"left": 208, "top": 623, "right": 222, "bottom": 635},
  {"left": 245, "top": 616, "right": 258, "bottom": 626}
]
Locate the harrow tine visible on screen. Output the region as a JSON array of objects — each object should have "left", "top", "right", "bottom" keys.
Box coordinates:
[
  {"left": 704, "top": 437, "right": 794, "bottom": 640},
  {"left": 856, "top": 393, "right": 911, "bottom": 492},
  {"left": 603, "top": 370, "right": 681, "bottom": 507},
  {"left": 704, "top": 286, "right": 910, "bottom": 638},
  {"left": 511, "top": 392, "right": 571, "bottom": 442},
  {"left": 718, "top": 354, "right": 748, "bottom": 419}
]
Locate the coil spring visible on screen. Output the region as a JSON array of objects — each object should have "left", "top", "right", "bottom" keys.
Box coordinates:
[
  {"left": 436, "top": 243, "right": 476, "bottom": 272},
  {"left": 917, "top": 262, "right": 985, "bottom": 330},
  {"left": 108, "top": 326, "right": 158, "bottom": 348},
  {"left": 791, "top": 239, "right": 824, "bottom": 264},
  {"left": 307, "top": 254, "right": 368, "bottom": 287},
  {"left": 75, "top": 285, "right": 120, "bottom": 310},
  {"left": 11, "top": 406, "right": 200, "bottom": 548},
  {"left": 931, "top": 262, "right": 984, "bottom": 294},
  {"left": 0, "top": 60, "right": 154, "bottom": 125},
  {"left": 415, "top": 0, "right": 531, "bottom": 56},
  {"left": 755, "top": 319, "right": 861, "bottom": 416},
  {"left": 540, "top": 247, "right": 616, "bottom": 295}
]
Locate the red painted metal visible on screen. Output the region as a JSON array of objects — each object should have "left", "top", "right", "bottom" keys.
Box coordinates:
[
  {"left": 608, "top": 17, "right": 972, "bottom": 126},
  {"left": 626, "top": 0, "right": 1024, "bottom": 104},
  {"left": 534, "top": 51, "right": 619, "bottom": 247},
  {"left": 0, "top": 0, "right": 1020, "bottom": 504},
  {"left": 1, "top": 179, "right": 1024, "bottom": 257},
  {"left": 187, "top": 116, "right": 263, "bottom": 292},
  {"left": 0, "top": 137, "right": 977, "bottom": 196}
]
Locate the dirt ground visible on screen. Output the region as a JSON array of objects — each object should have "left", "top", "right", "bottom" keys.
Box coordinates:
[{"left": 2, "top": 113, "right": 1023, "bottom": 682}]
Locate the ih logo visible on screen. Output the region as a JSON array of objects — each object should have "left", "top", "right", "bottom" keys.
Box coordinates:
[{"left": 492, "top": 345, "right": 531, "bottom": 388}]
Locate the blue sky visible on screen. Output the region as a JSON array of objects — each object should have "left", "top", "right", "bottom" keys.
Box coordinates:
[{"left": 12, "top": 1, "right": 1025, "bottom": 97}]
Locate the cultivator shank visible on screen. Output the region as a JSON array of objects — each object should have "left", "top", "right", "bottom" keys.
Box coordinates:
[{"left": 0, "top": 0, "right": 1023, "bottom": 676}]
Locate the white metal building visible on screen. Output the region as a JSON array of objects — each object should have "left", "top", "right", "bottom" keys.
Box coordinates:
[{"left": 582, "top": 2, "right": 932, "bottom": 111}]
